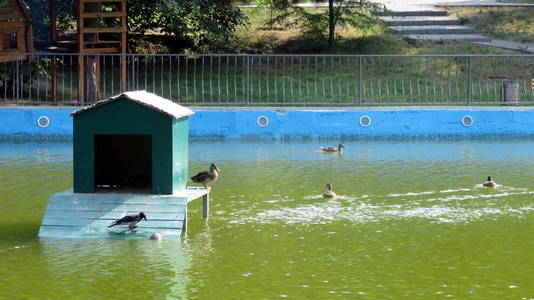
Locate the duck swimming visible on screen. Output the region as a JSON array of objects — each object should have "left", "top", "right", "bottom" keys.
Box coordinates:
[
  {"left": 320, "top": 144, "right": 345, "bottom": 153},
  {"left": 191, "top": 163, "right": 220, "bottom": 190},
  {"left": 482, "top": 176, "right": 497, "bottom": 188},
  {"left": 322, "top": 183, "right": 337, "bottom": 199}
]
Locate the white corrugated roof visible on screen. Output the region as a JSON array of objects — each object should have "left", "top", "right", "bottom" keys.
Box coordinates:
[{"left": 71, "top": 91, "right": 194, "bottom": 119}]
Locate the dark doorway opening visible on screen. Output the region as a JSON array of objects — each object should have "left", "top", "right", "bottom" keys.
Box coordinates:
[{"left": 94, "top": 134, "right": 152, "bottom": 192}]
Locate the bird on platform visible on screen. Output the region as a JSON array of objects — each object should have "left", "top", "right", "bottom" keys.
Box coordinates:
[
  {"left": 108, "top": 212, "right": 147, "bottom": 230},
  {"left": 482, "top": 176, "right": 497, "bottom": 188},
  {"left": 320, "top": 144, "right": 345, "bottom": 153},
  {"left": 323, "top": 183, "right": 337, "bottom": 199},
  {"left": 191, "top": 163, "right": 220, "bottom": 190}
]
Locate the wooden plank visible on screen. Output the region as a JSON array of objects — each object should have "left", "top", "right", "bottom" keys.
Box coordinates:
[
  {"left": 81, "top": 27, "right": 124, "bottom": 33},
  {"left": 46, "top": 202, "right": 187, "bottom": 212},
  {"left": 82, "top": 47, "right": 120, "bottom": 54},
  {"left": 47, "top": 195, "right": 188, "bottom": 205},
  {"left": 42, "top": 218, "right": 184, "bottom": 229},
  {"left": 39, "top": 225, "right": 182, "bottom": 237},
  {"left": 82, "top": 11, "right": 126, "bottom": 18},
  {"left": 0, "top": 54, "right": 26, "bottom": 62},
  {"left": 84, "top": 40, "right": 121, "bottom": 45},
  {"left": 44, "top": 210, "right": 185, "bottom": 220},
  {"left": 0, "top": 20, "right": 26, "bottom": 29}
]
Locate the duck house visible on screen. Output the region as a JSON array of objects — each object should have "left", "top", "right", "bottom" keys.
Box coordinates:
[
  {"left": 72, "top": 90, "right": 192, "bottom": 195},
  {"left": 39, "top": 91, "right": 210, "bottom": 239}
]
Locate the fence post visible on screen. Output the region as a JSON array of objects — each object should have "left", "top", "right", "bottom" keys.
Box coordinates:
[
  {"left": 15, "top": 54, "right": 19, "bottom": 104},
  {"left": 467, "top": 56, "right": 472, "bottom": 105},
  {"left": 247, "top": 55, "right": 251, "bottom": 105},
  {"left": 359, "top": 56, "right": 363, "bottom": 106},
  {"left": 51, "top": 55, "right": 58, "bottom": 103}
]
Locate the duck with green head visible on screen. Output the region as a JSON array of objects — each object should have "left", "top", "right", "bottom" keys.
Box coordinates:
[
  {"left": 482, "top": 176, "right": 497, "bottom": 188},
  {"left": 320, "top": 144, "right": 345, "bottom": 153}
]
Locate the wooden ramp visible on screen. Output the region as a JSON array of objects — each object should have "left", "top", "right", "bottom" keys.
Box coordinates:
[{"left": 38, "top": 188, "right": 209, "bottom": 239}]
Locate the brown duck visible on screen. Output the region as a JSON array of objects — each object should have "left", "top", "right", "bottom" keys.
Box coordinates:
[
  {"left": 191, "top": 163, "right": 220, "bottom": 190},
  {"left": 482, "top": 176, "right": 497, "bottom": 188}
]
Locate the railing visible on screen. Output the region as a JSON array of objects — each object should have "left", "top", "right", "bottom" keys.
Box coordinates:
[{"left": 1, "top": 53, "right": 533, "bottom": 106}]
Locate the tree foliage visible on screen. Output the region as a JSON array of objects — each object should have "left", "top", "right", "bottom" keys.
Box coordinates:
[
  {"left": 269, "top": 0, "right": 386, "bottom": 48},
  {"left": 127, "top": 0, "right": 247, "bottom": 52},
  {"left": 25, "top": 0, "right": 247, "bottom": 52}
]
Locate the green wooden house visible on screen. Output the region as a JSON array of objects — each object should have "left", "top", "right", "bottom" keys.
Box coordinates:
[
  {"left": 71, "top": 91, "right": 194, "bottom": 195},
  {"left": 39, "top": 91, "right": 210, "bottom": 239}
]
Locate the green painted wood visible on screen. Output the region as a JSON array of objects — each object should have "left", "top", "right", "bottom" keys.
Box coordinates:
[
  {"left": 48, "top": 189, "right": 204, "bottom": 204},
  {"left": 46, "top": 202, "right": 186, "bottom": 213},
  {"left": 43, "top": 211, "right": 185, "bottom": 220},
  {"left": 42, "top": 218, "right": 185, "bottom": 228},
  {"left": 73, "top": 96, "right": 190, "bottom": 194},
  {"left": 47, "top": 195, "right": 188, "bottom": 206},
  {"left": 172, "top": 118, "right": 189, "bottom": 192},
  {"left": 39, "top": 191, "right": 193, "bottom": 239},
  {"left": 39, "top": 226, "right": 183, "bottom": 238}
]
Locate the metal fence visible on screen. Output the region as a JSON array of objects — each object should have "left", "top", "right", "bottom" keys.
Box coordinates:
[{"left": 1, "top": 53, "right": 533, "bottom": 106}]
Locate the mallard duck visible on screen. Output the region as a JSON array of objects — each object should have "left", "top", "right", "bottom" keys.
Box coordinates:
[
  {"left": 482, "top": 176, "right": 497, "bottom": 188},
  {"left": 320, "top": 144, "right": 345, "bottom": 153},
  {"left": 191, "top": 163, "right": 220, "bottom": 190},
  {"left": 322, "top": 183, "right": 337, "bottom": 199}
]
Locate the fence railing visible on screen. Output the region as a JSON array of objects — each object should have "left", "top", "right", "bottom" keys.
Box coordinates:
[{"left": 1, "top": 53, "right": 533, "bottom": 106}]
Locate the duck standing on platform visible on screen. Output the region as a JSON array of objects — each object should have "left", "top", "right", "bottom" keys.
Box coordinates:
[
  {"left": 108, "top": 212, "right": 147, "bottom": 230},
  {"left": 323, "top": 183, "right": 337, "bottom": 199},
  {"left": 482, "top": 176, "right": 497, "bottom": 188},
  {"left": 191, "top": 163, "right": 220, "bottom": 190},
  {"left": 320, "top": 144, "right": 345, "bottom": 153}
]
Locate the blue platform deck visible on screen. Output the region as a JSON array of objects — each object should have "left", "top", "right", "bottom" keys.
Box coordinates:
[{"left": 38, "top": 187, "right": 209, "bottom": 239}]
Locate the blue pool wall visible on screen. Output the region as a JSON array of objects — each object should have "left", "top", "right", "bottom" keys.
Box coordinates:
[{"left": 2, "top": 107, "right": 534, "bottom": 140}]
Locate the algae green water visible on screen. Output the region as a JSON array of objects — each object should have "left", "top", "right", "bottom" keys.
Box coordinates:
[{"left": 1, "top": 140, "right": 534, "bottom": 299}]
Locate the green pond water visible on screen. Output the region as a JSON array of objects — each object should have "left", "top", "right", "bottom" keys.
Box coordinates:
[{"left": 1, "top": 140, "right": 534, "bottom": 299}]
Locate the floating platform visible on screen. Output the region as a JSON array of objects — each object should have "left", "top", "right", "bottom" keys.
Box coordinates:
[{"left": 38, "top": 187, "right": 209, "bottom": 239}]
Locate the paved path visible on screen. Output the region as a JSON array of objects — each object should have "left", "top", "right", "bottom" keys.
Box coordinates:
[
  {"left": 375, "top": 0, "right": 534, "bottom": 10},
  {"left": 375, "top": 0, "right": 534, "bottom": 53}
]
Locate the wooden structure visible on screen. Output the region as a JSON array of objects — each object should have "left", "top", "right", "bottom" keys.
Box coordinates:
[
  {"left": 39, "top": 91, "right": 210, "bottom": 239},
  {"left": 77, "top": 0, "right": 127, "bottom": 103},
  {"left": 0, "top": 0, "right": 33, "bottom": 62},
  {"left": 38, "top": 187, "right": 209, "bottom": 238},
  {"left": 72, "top": 91, "right": 193, "bottom": 195}
]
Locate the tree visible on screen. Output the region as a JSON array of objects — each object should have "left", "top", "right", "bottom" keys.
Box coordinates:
[
  {"left": 257, "top": 0, "right": 292, "bottom": 29},
  {"left": 26, "top": 0, "right": 246, "bottom": 52},
  {"left": 273, "top": 0, "right": 386, "bottom": 49},
  {"left": 128, "top": 0, "right": 247, "bottom": 52}
]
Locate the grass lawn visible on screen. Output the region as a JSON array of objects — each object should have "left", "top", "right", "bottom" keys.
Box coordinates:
[
  {"left": 231, "top": 7, "right": 520, "bottom": 55},
  {"left": 448, "top": 7, "right": 534, "bottom": 43}
]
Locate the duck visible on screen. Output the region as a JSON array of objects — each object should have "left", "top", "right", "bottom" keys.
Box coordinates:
[
  {"left": 322, "top": 183, "right": 337, "bottom": 199},
  {"left": 191, "top": 163, "right": 220, "bottom": 190},
  {"left": 108, "top": 212, "right": 147, "bottom": 230},
  {"left": 482, "top": 176, "right": 497, "bottom": 188},
  {"left": 320, "top": 144, "right": 345, "bottom": 153}
]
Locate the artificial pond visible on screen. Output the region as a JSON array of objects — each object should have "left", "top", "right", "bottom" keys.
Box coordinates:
[{"left": 1, "top": 139, "right": 534, "bottom": 299}]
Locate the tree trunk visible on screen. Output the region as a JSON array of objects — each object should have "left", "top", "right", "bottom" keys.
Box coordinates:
[
  {"left": 50, "top": 0, "right": 57, "bottom": 43},
  {"left": 328, "top": 0, "right": 335, "bottom": 48},
  {"left": 85, "top": 3, "right": 99, "bottom": 103}
]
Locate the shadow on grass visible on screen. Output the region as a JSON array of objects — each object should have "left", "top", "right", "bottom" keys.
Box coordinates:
[{"left": 272, "top": 34, "right": 409, "bottom": 54}]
